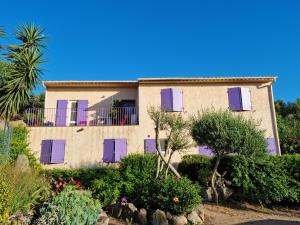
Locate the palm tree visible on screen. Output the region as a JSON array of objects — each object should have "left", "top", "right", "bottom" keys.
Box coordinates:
[
  {"left": 0, "top": 24, "right": 46, "bottom": 121},
  {"left": 0, "top": 26, "right": 5, "bottom": 38}
]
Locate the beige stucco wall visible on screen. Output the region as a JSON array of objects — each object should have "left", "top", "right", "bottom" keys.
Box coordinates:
[{"left": 28, "top": 81, "right": 278, "bottom": 168}]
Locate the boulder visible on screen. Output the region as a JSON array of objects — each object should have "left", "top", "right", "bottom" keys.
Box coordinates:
[
  {"left": 136, "top": 208, "right": 147, "bottom": 225},
  {"left": 187, "top": 211, "right": 203, "bottom": 225},
  {"left": 171, "top": 215, "right": 187, "bottom": 225},
  {"left": 111, "top": 204, "right": 123, "bottom": 218},
  {"left": 123, "top": 203, "right": 138, "bottom": 220},
  {"left": 166, "top": 211, "right": 173, "bottom": 220},
  {"left": 152, "top": 209, "right": 168, "bottom": 225},
  {"left": 193, "top": 205, "right": 205, "bottom": 222},
  {"left": 96, "top": 210, "right": 109, "bottom": 225},
  {"left": 15, "top": 154, "right": 30, "bottom": 172},
  {"left": 220, "top": 187, "right": 234, "bottom": 200}
]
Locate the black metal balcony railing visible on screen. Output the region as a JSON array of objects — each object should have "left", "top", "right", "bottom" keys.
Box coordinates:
[{"left": 24, "top": 107, "right": 138, "bottom": 127}]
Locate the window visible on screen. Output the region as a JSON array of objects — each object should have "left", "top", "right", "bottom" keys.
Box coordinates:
[
  {"left": 103, "top": 139, "right": 127, "bottom": 162},
  {"left": 40, "top": 140, "right": 65, "bottom": 164},
  {"left": 228, "top": 87, "right": 252, "bottom": 111},
  {"left": 161, "top": 88, "right": 183, "bottom": 112},
  {"left": 68, "top": 100, "right": 78, "bottom": 126}
]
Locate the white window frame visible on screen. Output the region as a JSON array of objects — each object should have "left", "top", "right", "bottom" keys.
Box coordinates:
[{"left": 67, "top": 100, "right": 78, "bottom": 126}]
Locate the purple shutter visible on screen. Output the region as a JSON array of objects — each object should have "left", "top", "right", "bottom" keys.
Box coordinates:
[
  {"left": 198, "top": 145, "right": 214, "bottom": 157},
  {"left": 40, "top": 140, "right": 52, "bottom": 164},
  {"left": 51, "top": 140, "right": 65, "bottom": 164},
  {"left": 161, "top": 88, "right": 173, "bottom": 111},
  {"left": 115, "top": 139, "right": 127, "bottom": 162},
  {"left": 267, "top": 138, "right": 277, "bottom": 155},
  {"left": 144, "top": 139, "right": 157, "bottom": 154},
  {"left": 228, "top": 88, "right": 242, "bottom": 111},
  {"left": 103, "top": 139, "right": 115, "bottom": 162},
  {"left": 172, "top": 89, "right": 183, "bottom": 112},
  {"left": 241, "top": 88, "right": 252, "bottom": 111},
  {"left": 77, "top": 100, "right": 88, "bottom": 126},
  {"left": 55, "top": 100, "right": 68, "bottom": 126}
]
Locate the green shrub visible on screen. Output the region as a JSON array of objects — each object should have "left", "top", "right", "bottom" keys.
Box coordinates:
[
  {"left": 0, "top": 162, "right": 50, "bottom": 219},
  {"left": 45, "top": 167, "right": 113, "bottom": 188},
  {"left": 91, "top": 169, "right": 125, "bottom": 207},
  {"left": 35, "top": 185, "right": 101, "bottom": 225},
  {"left": 152, "top": 177, "right": 201, "bottom": 214},
  {"left": 178, "top": 155, "right": 212, "bottom": 186},
  {"left": 9, "top": 126, "right": 41, "bottom": 170},
  {"left": 230, "top": 155, "right": 300, "bottom": 205}
]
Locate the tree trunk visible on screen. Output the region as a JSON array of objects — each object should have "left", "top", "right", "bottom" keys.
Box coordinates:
[
  {"left": 211, "top": 156, "right": 221, "bottom": 204},
  {"left": 165, "top": 150, "right": 175, "bottom": 179}
]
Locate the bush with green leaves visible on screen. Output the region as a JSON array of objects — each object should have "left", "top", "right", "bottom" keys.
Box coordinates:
[
  {"left": 191, "top": 109, "right": 267, "bottom": 203},
  {"left": 8, "top": 126, "right": 41, "bottom": 170},
  {"left": 45, "top": 167, "right": 112, "bottom": 188},
  {"left": 178, "top": 154, "right": 300, "bottom": 206},
  {"left": 230, "top": 155, "right": 300, "bottom": 205},
  {"left": 178, "top": 155, "right": 212, "bottom": 186},
  {"left": 34, "top": 185, "right": 101, "bottom": 225},
  {"left": 0, "top": 162, "right": 50, "bottom": 221},
  {"left": 152, "top": 176, "right": 201, "bottom": 214}
]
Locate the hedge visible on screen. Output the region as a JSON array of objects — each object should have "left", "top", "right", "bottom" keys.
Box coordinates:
[{"left": 178, "top": 154, "right": 300, "bottom": 206}]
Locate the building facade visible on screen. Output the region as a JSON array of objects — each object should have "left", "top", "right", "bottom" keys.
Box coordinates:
[{"left": 26, "top": 77, "right": 280, "bottom": 168}]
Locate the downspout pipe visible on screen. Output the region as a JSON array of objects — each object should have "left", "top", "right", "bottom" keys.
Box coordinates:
[{"left": 268, "top": 84, "right": 281, "bottom": 155}]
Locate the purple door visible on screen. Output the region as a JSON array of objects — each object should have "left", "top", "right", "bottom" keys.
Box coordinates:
[
  {"left": 199, "top": 145, "right": 214, "bottom": 157},
  {"left": 144, "top": 139, "right": 157, "bottom": 154},
  {"left": 115, "top": 139, "right": 127, "bottom": 162},
  {"left": 40, "top": 140, "right": 52, "bottom": 164},
  {"left": 172, "top": 89, "right": 183, "bottom": 112},
  {"left": 77, "top": 100, "right": 88, "bottom": 126},
  {"left": 228, "top": 88, "right": 242, "bottom": 111},
  {"left": 267, "top": 138, "right": 277, "bottom": 155},
  {"left": 55, "top": 100, "right": 68, "bottom": 126},
  {"left": 161, "top": 88, "right": 173, "bottom": 111},
  {"left": 51, "top": 140, "right": 65, "bottom": 164},
  {"left": 103, "top": 139, "right": 115, "bottom": 162}
]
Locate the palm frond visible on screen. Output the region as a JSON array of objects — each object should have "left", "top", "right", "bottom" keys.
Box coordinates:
[{"left": 0, "top": 26, "right": 5, "bottom": 38}]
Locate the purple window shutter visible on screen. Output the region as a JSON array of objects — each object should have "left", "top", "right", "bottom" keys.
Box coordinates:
[
  {"left": 241, "top": 88, "right": 252, "bottom": 111},
  {"left": 144, "top": 139, "right": 157, "bottom": 154},
  {"left": 55, "top": 100, "right": 68, "bottom": 126},
  {"left": 51, "top": 140, "right": 65, "bottom": 164},
  {"left": 115, "top": 139, "right": 127, "bottom": 162},
  {"left": 77, "top": 100, "right": 88, "bottom": 126},
  {"left": 103, "top": 139, "right": 115, "bottom": 162},
  {"left": 161, "top": 88, "right": 173, "bottom": 111},
  {"left": 40, "top": 140, "right": 52, "bottom": 164},
  {"left": 267, "top": 138, "right": 277, "bottom": 155},
  {"left": 228, "top": 88, "right": 242, "bottom": 111},
  {"left": 172, "top": 89, "right": 183, "bottom": 112},
  {"left": 198, "top": 145, "right": 214, "bottom": 157}
]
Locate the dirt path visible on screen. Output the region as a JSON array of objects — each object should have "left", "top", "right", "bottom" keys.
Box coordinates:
[
  {"left": 204, "top": 202, "right": 300, "bottom": 225},
  {"left": 107, "top": 203, "right": 300, "bottom": 225}
]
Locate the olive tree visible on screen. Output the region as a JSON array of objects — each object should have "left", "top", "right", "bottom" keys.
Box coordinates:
[
  {"left": 191, "top": 109, "right": 267, "bottom": 203},
  {"left": 148, "top": 106, "right": 192, "bottom": 178}
]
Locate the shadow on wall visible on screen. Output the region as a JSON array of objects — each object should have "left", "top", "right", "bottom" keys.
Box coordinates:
[
  {"left": 87, "top": 92, "right": 137, "bottom": 126},
  {"left": 236, "top": 220, "right": 300, "bottom": 225}
]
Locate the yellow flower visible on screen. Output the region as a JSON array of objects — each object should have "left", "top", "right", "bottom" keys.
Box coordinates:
[{"left": 173, "top": 196, "right": 179, "bottom": 204}]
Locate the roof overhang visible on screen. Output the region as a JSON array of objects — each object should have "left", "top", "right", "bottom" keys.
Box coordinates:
[{"left": 43, "top": 76, "right": 277, "bottom": 88}]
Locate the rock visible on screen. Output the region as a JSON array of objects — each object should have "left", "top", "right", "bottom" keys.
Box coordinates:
[
  {"left": 221, "top": 187, "right": 234, "bottom": 200},
  {"left": 15, "top": 154, "right": 30, "bottom": 172},
  {"left": 95, "top": 217, "right": 109, "bottom": 225},
  {"left": 136, "top": 208, "right": 147, "bottom": 225},
  {"left": 171, "top": 215, "right": 187, "bottom": 225},
  {"left": 123, "top": 203, "right": 138, "bottom": 220},
  {"left": 111, "top": 204, "right": 123, "bottom": 218},
  {"left": 152, "top": 209, "right": 168, "bottom": 225},
  {"left": 166, "top": 212, "right": 173, "bottom": 220},
  {"left": 96, "top": 210, "right": 109, "bottom": 225},
  {"left": 203, "top": 187, "right": 213, "bottom": 202},
  {"left": 187, "top": 211, "right": 203, "bottom": 225},
  {"left": 193, "top": 205, "right": 205, "bottom": 222}
]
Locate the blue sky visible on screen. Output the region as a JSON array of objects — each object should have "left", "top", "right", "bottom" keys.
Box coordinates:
[{"left": 1, "top": 0, "right": 299, "bottom": 101}]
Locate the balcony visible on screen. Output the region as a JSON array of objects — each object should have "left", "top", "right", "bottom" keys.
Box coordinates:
[{"left": 24, "top": 107, "right": 138, "bottom": 127}]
